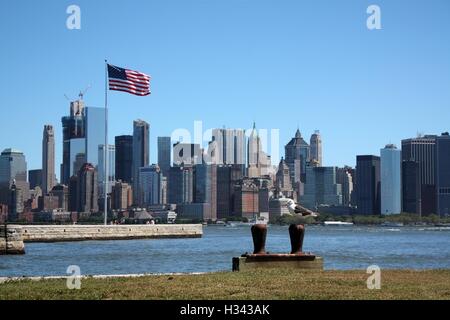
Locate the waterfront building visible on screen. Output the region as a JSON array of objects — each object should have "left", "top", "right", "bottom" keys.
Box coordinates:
[
  {"left": 132, "top": 120, "right": 150, "bottom": 205},
  {"left": 247, "top": 123, "right": 271, "bottom": 178},
  {"left": 77, "top": 163, "right": 98, "bottom": 213},
  {"left": 194, "top": 163, "right": 217, "bottom": 221},
  {"left": 301, "top": 166, "right": 342, "bottom": 210},
  {"left": 401, "top": 135, "right": 437, "bottom": 215},
  {"left": 61, "top": 99, "right": 85, "bottom": 184},
  {"left": 0, "top": 149, "right": 29, "bottom": 207},
  {"left": 98, "top": 144, "right": 115, "bottom": 195},
  {"left": 210, "top": 128, "right": 246, "bottom": 169},
  {"left": 28, "top": 169, "right": 42, "bottom": 190},
  {"left": 380, "top": 144, "right": 402, "bottom": 215},
  {"left": 111, "top": 181, "right": 132, "bottom": 210},
  {"left": 356, "top": 155, "right": 381, "bottom": 215},
  {"left": 436, "top": 133, "right": 450, "bottom": 216},
  {"left": 42, "top": 125, "right": 56, "bottom": 195},
  {"left": 115, "top": 135, "right": 133, "bottom": 183},
  {"left": 285, "top": 129, "right": 310, "bottom": 185},
  {"left": 168, "top": 166, "right": 194, "bottom": 205},
  {"left": 216, "top": 164, "right": 244, "bottom": 219},
  {"left": 139, "top": 165, "right": 164, "bottom": 206},
  {"left": 336, "top": 166, "right": 354, "bottom": 207},
  {"left": 310, "top": 130, "right": 323, "bottom": 167},
  {"left": 157, "top": 136, "right": 171, "bottom": 177}
]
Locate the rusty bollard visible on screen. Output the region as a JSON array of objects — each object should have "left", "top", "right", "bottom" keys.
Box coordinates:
[
  {"left": 251, "top": 224, "right": 267, "bottom": 255},
  {"left": 289, "top": 224, "right": 305, "bottom": 254}
]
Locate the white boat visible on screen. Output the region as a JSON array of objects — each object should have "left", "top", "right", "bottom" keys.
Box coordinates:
[{"left": 323, "top": 221, "right": 354, "bottom": 226}]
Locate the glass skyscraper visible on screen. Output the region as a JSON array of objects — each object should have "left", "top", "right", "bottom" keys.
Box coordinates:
[
  {"left": 132, "top": 120, "right": 150, "bottom": 205},
  {"left": 380, "top": 145, "right": 402, "bottom": 215}
]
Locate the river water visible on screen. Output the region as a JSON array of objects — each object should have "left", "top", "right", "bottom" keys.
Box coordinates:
[{"left": 1, "top": 225, "right": 449, "bottom": 277}]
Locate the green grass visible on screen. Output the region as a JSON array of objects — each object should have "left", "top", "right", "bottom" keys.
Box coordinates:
[{"left": 1, "top": 269, "right": 450, "bottom": 300}]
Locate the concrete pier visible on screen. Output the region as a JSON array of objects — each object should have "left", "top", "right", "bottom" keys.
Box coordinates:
[{"left": 0, "top": 224, "right": 202, "bottom": 254}]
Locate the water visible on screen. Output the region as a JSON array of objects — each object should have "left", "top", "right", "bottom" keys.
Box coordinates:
[{"left": 1, "top": 225, "right": 450, "bottom": 277}]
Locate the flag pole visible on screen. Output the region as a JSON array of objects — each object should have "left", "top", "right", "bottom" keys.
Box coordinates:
[{"left": 104, "top": 60, "right": 108, "bottom": 226}]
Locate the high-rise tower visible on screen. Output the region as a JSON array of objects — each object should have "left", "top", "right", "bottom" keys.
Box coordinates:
[
  {"left": 132, "top": 120, "right": 150, "bottom": 205},
  {"left": 42, "top": 125, "right": 56, "bottom": 195}
]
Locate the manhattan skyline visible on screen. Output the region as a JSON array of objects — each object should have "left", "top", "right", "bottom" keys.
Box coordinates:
[{"left": 1, "top": 0, "right": 450, "bottom": 175}]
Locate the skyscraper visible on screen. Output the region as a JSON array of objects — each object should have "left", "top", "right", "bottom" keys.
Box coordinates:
[
  {"left": 401, "top": 135, "right": 437, "bottom": 215},
  {"left": 356, "top": 155, "right": 381, "bottom": 215},
  {"left": 285, "top": 129, "right": 310, "bottom": 184},
  {"left": 216, "top": 165, "right": 243, "bottom": 218},
  {"left": 0, "top": 149, "right": 29, "bottom": 206},
  {"left": 28, "top": 169, "right": 42, "bottom": 190},
  {"left": 194, "top": 163, "right": 217, "bottom": 221},
  {"left": 77, "top": 163, "right": 98, "bottom": 213},
  {"left": 310, "top": 130, "right": 323, "bottom": 166},
  {"left": 436, "top": 133, "right": 450, "bottom": 216},
  {"left": 380, "top": 145, "right": 402, "bottom": 215},
  {"left": 115, "top": 135, "right": 133, "bottom": 183},
  {"left": 111, "top": 181, "right": 132, "bottom": 210},
  {"left": 275, "top": 158, "right": 294, "bottom": 199},
  {"left": 42, "top": 125, "right": 56, "bottom": 195},
  {"left": 98, "top": 144, "right": 115, "bottom": 195},
  {"left": 132, "top": 120, "right": 150, "bottom": 205},
  {"left": 168, "top": 166, "right": 194, "bottom": 204},
  {"left": 158, "top": 137, "right": 171, "bottom": 177},
  {"left": 336, "top": 167, "right": 354, "bottom": 207},
  {"left": 61, "top": 99, "right": 85, "bottom": 184},
  {"left": 139, "top": 165, "right": 164, "bottom": 206},
  {"left": 211, "top": 128, "right": 246, "bottom": 168},
  {"left": 301, "top": 166, "right": 342, "bottom": 210},
  {"left": 247, "top": 123, "right": 271, "bottom": 178}
]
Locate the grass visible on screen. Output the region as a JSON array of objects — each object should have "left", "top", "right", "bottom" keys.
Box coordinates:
[{"left": 1, "top": 269, "right": 450, "bottom": 300}]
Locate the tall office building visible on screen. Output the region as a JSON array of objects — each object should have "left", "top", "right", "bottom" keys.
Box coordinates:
[
  {"left": 111, "top": 181, "right": 132, "bottom": 210},
  {"left": 275, "top": 158, "right": 294, "bottom": 198},
  {"left": 157, "top": 137, "right": 171, "bottom": 177},
  {"left": 401, "top": 135, "right": 437, "bottom": 215},
  {"left": 285, "top": 129, "right": 310, "bottom": 184},
  {"left": 168, "top": 166, "right": 194, "bottom": 204},
  {"left": 356, "top": 155, "right": 381, "bottom": 215},
  {"left": 380, "top": 145, "right": 402, "bottom": 215},
  {"left": 115, "top": 135, "right": 133, "bottom": 183},
  {"left": 247, "top": 123, "right": 271, "bottom": 178},
  {"left": 42, "top": 125, "right": 56, "bottom": 195},
  {"left": 139, "top": 165, "right": 164, "bottom": 206},
  {"left": 216, "top": 165, "right": 244, "bottom": 218},
  {"left": 194, "top": 163, "right": 217, "bottom": 221},
  {"left": 301, "top": 166, "right": 342, "bottom": 210},
  {"left": 210, "top": 128, "right": 246, "bottom": 168},
  {"left": 132, "top": 120, "right": 150, "bottom": 205},
  {"left": 61, "top": 99, "right": 85, "bottom": 184},
  {"left": 436, "top": 133, "right": 450, "bottom": 216},
  {"left": 0, "top": 149, "right": 29, "bottom": 206},
  {"left": 77, "top": 163, "right": 98, "bottom": 213},
  {"left": 8, "top": 182, "right": 23, "bottom": 222},
  {"left": 336, "top": 167, "right": 354, "bottom": 207},
  {"left": 28, "top": 169, "right": 42, "bottom": 190},
  {"left": 310, "top": 131, "right": 323, "bottom": 166},
  {"left": 98, "top": 144, "right": 116, "bottom": 195}
]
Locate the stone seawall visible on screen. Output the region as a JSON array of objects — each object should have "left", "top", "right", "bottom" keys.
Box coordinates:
[
  {"left": 1, "top": 224, "right": 202, "bottom": 254},
  {"left": 18, "top": 224, "right": 203, "bottom": 242},
  {"left": 0, "top": 226, "right": 25, "bottom": 255}
]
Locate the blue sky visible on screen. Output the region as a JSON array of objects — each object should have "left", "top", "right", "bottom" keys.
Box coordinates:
[{"left": 1, "top": 0, "right": 449, "bottom": 177}]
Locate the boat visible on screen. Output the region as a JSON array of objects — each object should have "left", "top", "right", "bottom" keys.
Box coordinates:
[
  {"left": 381, "top": 222, "right": 404, "bottom": 227},
  {"left": 323, "top": 221, "right": 354, "bottom": 226}
]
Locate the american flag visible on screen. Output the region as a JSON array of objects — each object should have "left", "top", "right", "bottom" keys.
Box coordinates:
[{"left": 107, "top": 64, "right": 151, "bottom": 96}]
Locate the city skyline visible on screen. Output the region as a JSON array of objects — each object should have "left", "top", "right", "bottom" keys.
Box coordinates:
[{"left": 1, "top": 0, "right": 450, "bottom": 174}]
